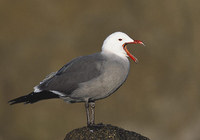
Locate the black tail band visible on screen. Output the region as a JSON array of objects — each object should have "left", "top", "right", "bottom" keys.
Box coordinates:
[{"left": 8, "top": 90, "right": 59, "bottom": 105}]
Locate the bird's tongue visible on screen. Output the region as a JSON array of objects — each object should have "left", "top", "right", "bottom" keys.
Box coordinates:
[{"left": 123, "top": 40, "right": 144, "bottom": 63}]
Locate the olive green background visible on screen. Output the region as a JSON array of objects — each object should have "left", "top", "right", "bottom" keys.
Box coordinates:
[{"left": 1, "top": 0, "right": 199, "bottom": 140}]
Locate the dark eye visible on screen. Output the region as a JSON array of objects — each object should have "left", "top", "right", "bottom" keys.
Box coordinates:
[{"left": 118, "top": 38, "right": 122, "bottom": 41}]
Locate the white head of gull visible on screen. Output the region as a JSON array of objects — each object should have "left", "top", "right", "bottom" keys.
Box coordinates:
[{"left": 102, "top": 32, "right": 144, "bottom": 63}]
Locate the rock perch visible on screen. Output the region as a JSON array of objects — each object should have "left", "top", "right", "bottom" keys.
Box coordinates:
[{"left": 64, "top": 124, "right": 150, "bottom": 140}]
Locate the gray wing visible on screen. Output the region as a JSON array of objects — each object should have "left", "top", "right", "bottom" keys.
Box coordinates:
[{"left": 37, "top": 53, "right": 105, "bottom": 95}]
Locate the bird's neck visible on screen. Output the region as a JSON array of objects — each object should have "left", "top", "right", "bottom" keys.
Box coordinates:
[{"left": 101, "top": 49, "right": 129, "bottom": 61}]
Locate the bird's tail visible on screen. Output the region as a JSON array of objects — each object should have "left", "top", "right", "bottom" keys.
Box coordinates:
[{"left": 8, "top": 90, "right": 59, "bottom": 105}]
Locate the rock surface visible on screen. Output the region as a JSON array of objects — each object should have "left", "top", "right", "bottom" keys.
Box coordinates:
[{"left": 64, "top": 124, "right": 150, "bottom": 140}]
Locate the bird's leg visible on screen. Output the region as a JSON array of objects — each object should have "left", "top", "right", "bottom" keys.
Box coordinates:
[
  {"left": 89, "top": 101, "right": 95, "bottom": 125},
  {"left": 85, "top": 101, "right": 95, "bottom": 126},
  {"left": 85, "top": 101, "right": 91, "bottom": 126}
]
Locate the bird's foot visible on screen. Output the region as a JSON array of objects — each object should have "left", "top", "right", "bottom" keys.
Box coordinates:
[{"left": 87, "top": 122, "right": 105, "bottom": 130}]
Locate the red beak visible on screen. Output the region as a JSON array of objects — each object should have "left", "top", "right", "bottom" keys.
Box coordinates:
[{"left": 123, "top": 40, "right": 144, "bottom": 63}]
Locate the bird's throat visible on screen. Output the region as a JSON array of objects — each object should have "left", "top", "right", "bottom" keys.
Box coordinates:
[{"left": 123, "top": 45, "right": 138, "bottom": 63}]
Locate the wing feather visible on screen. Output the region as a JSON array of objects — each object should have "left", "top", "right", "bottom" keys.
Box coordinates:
[{"left": 37, "top": 53, "right": 105, "bottom": 95}]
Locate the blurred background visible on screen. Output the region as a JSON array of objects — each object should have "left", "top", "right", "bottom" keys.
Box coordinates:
[{"left": 0, "top": 0, "right": 199, "bottom": 140}]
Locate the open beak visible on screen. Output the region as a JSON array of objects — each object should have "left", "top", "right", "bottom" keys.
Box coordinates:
[{"left": 123, "top": 40, "right": 144, "bottom": 63}]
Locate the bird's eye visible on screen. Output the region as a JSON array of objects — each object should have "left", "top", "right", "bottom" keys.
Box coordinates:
[{"left": 118, "top": 38, "right": 122, "bottom": 41}]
